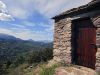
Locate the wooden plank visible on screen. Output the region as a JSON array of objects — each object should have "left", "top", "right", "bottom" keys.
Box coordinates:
[{"left": 73, "top": 18, "right": 96, "bottom": 69}]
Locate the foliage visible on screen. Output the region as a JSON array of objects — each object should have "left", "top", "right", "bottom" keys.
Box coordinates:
[
  {"left": 39, "top": 64, "right": 57, "bottom": 75},
  {"left": 0, "top": 47, "right": 53, "bottom": 75},
  {"left": 0, "top": 38, "right": 53, "bottom": 64},
  {"left": 8, "top": 63, "right": 58, "bottom": 75},
  {"left": 13, "top": 56, "right": 26, "bottom": 67},
  {"left": 8, "top": 48, "right": 53, "bottom": 68},
  {"left": 0, "top": 34, "right": 53, "bottom": 75},
  {"left": 0, "top": 64, "right": 8, "bottom": 75},
  {"left": 27, "top": 48, "right": 53, "bottom": 64},
  {"left": 8, "top": 63, "right": 29, "bottom": 75}
]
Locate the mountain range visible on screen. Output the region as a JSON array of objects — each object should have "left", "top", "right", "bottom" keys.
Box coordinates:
[{"left": 0, "top": 33, "right": 53, "bottom": 64}]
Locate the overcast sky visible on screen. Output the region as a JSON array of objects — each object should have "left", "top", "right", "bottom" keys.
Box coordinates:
[{"left": 0, "top": 0, "right": 92, "bottom": 41}]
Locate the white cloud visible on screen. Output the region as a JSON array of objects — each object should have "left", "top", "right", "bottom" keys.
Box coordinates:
[
  {"left": 10, "top": 21, "right": 35, "bottom": 29},
  {"left": 34, "top": 0, "right": 92, "bottom": 17},
  {"left": 1, "top": 0, "right": 92, "bottom": 19},
  {"left": 23, "top": 21, "right": 35, "bottom": 27},
  {"left": 11, "top": 23, "right": 26, "bottom": 28},
  {"left": 35, "top": 0, "right": 69, "bottom": 17},
  {"left": 0, "top": 28, "right": 13, "bottom": 34},
  {"left": 0, "top": 27, "right": 53, "bottom": 41},
  {"left": 0, "top": 13, "right": 13, "bottom": 21},
  {"left": 0, "top": 1, "right": 7, "bottom": 13},
  {"left": 0, "top": 0, "right": 92, "bottom": 41},
  {"left": 38, "top": 22, "right": 50, "bottom": 27},
  {"left": 9, "top": 7, "right": 29, "bottom": 19},
  {"left": 45, "top": 25, "right": 54, "bottom": 32},
  {"left": 0, "top": 1, "right": 13, "bottom": 21},
  {"left": 1, "top": 0, "right": 35, "bottom": 19},
  {"left": 0, "top": 28, "right": 31, "bottom": 40}
]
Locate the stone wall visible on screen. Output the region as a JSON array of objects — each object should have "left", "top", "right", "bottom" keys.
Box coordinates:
[
  {"left": 53, "top": 16, "right": 100, "bottom": 71},
  {"left": 92, "top": 16, "right": 100, "bottom": 72},
  {"left": 96, "top": 28, "right": 100, "bottom": 72},
  {"left": 53, "top": 18, "right": 72, "bottom": 64},
  {"left": 96, "top": 48, "right": 100, "bottom": 72}
]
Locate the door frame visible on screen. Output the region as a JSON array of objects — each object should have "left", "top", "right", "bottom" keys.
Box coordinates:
[{"left": 71, "top": 17, "right": 97, "bottom": 69}]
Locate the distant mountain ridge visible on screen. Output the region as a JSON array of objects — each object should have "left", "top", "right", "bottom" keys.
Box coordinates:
[
  {"left": 0, "top": 33, "right": 53, "bottom": 64},
  {"left": 0, "top": 33, "right": 52, "bottom": 43},
  {"left": 0, "top": 33, "right": 21, "bottom": 41}
]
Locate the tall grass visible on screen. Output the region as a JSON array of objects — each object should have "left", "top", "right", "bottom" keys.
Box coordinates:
[{"left": 39, "top": 65, "right": 57, "bottom": 75}]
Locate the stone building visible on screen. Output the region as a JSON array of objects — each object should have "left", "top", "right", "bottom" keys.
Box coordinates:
[{"left": 52, "top": 0, "right": 100, "bottom": 71}]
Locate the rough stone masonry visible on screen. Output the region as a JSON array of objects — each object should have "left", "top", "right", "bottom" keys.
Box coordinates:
[
  {"left": 53, "top": 18, "right": 72, "bottom": 64},
  {"left": 53, "top": 16, "right": 100, "bottom": 72},
  {"left": 52, "top": 0, "right": 100, "bottom": 72}
]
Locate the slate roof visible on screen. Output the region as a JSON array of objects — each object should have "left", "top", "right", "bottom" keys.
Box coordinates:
[{"left": 52, "top": 0, "right": 100, "bottom": 19}]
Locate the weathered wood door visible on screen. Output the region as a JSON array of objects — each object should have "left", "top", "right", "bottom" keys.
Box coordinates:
[{"left": 73, "top": 18, "right": 97, "bottom": 69}]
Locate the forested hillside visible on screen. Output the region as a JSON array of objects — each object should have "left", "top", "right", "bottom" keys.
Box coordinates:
[
  {"left": 0, "top": 33, "right": 53, "bottom": 75},
  {"left": 0, "top": 33, "right": 53, "bottom": 63}
]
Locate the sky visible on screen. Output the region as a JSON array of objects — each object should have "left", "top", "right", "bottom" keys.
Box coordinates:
[{"left": 0, "top": 0, "right": 92, "bottom": 41}]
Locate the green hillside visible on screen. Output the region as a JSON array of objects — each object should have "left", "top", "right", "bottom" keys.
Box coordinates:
[{"left": 0, "top": 34, "right": 53, "bottom": 75}]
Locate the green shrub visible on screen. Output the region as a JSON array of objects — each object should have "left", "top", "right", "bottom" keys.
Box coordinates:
[
  {"left": 40, "top": 65, "right": 57, "bottom": 75},
  {"left": 27, "top": 48, "right": 53, "bottom": 64}
]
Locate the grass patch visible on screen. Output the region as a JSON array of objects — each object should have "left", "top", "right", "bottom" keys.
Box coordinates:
[
  {"left": 39, "top": 62, "right": 72, "bottom": 75},
  {"left": 39, "top": 64, "right": 58, "bottom": 75},
  {"left": 8, "top": 62, "right": 100, "bottom": 75}
]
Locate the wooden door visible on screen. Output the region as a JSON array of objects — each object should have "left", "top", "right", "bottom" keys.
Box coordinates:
[{"left": 73, "top": 18, "right": 97, "bottom": 69}]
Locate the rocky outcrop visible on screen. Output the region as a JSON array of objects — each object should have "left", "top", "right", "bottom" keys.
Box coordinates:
[{"left": 54, "top": 66, "right": 99, "bottom": 75}]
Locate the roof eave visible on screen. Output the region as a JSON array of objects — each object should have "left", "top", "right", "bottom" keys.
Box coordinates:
[{"left": 52, "top": 0, "right": 100, "bottom": 19}]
